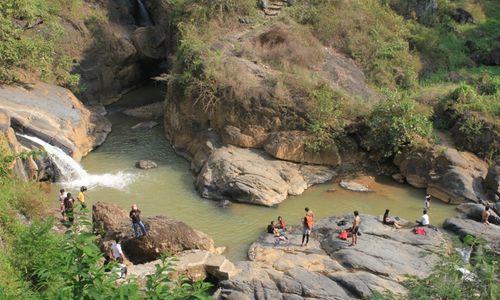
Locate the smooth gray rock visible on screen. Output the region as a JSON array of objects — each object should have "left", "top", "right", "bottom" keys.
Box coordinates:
[
  {"left": 456, "top": 203, "right": 500, "bottom": 225},
  {"left": 443, "top": 217, "right": 500, "bottom": 250},
  {"left": 135, "top": 160, "right": 158, "bottom": 169},
  {"left": 339, "top": 180, "right": 373, "bottom": 192}
]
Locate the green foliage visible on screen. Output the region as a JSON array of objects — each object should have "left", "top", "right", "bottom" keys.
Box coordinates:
[
  {"left": 442, "top": 80, "right": 500, "bottom": 118},
  {"left": 405, "top": 236, "right": 499, "bottom": 300},
  {"left": 304, "top": 85, "right": 346, "bottom": 152},
  {"left": 287, "top": 0, "right": 420, "bottom": 90},
  {"left": 0, "top": 0, "right": 82, "bottom": 87},
  {"left": 365, "top": 92, "right": 433, "bottom": 157}
]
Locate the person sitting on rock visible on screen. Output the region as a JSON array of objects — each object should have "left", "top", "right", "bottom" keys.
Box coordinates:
[
  {"left": 383, "top": 209, "right": 402, "bottom": 229},
  {"left": 277, "top": 216, "right": 286, "bottom": 232},
  {"left": 416, "top": 209, "right": 430, "bottom": 226},
  {"left": 482, "top": 205, "right": 491, "bottom": 225},
  {"left": 273, "top": 226, "right": 288, "bottom": 246},
  {"left": 129, "top": 204, "right": 147, "bottom": 238},
  {"left": 267, "top": 221, "right": 275, "bottom": 234}
]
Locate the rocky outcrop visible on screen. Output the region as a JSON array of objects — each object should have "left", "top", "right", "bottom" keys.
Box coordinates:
[
  {"left": 485, "top": 165, "right": 500, "bottom": 200},
  {"left": 0, "top": 82, "right": 111, "bottom": 161},
  {"left": 217, "top": 214, "right": 447, "bottom": 299},
  {"left": 390, "top": 0, "right": 438, "bottom": 21},
  {"left": 263, "top": 131, "right": 341, "bottom": 166},
  {"left": 443, "top": 218, "right": 499, "bottom": 251},
  {"left": 92, "top": 202, "right": 215, "bottom": 264},
  {"left": 196, "top": 146, "right": 336, "bottom": 206},
  {"left": 456, "top": 203, "right": 500, "bottom": 225},
  {"left": 394, "top": 146, "right": 489, "bottom": 204},
  {"left": 135, "top": 160, "right": 158, "bottom": 169},
  {"left": 128, "top": 250, "right": 239, "bottom": 283}
]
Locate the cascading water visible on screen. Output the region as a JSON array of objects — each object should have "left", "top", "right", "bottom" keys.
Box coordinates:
[
  {"left": 18, "top": 134, "right": 137, "bottom": 190},
  {"left": 136, "top": 0, "right": 153, "bottom": 27}
]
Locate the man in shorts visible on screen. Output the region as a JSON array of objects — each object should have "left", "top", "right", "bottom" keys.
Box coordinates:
[
  {"left": 301, "top": 207, "right": 314, "bottom": 246},
  {"left": 351, "top": 211, "right": 361, "bottom": 246}
]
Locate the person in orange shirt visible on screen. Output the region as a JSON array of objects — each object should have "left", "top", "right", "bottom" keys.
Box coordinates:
[{"left": 301, "top": 207, "right": 314, "bottom": 247}]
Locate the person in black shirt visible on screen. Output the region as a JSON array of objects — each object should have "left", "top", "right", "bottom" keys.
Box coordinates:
[
  {"left": 130, "top": 204, "right": 147, "bottom": 238},
  {"left": 267, "top": 221, "right": 275, "bottom": 234},
  {"left": 63, "top": 193, "right": 75, "bottom": 224}
]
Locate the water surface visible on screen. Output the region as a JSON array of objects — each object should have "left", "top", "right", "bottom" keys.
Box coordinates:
[{"left": 51, "top": 111, "right": 456, "bottom": 261}]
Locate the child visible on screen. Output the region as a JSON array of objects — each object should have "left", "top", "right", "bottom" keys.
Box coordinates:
[{"left": 424, "top": 194, "right": 431, "bottom": 211}]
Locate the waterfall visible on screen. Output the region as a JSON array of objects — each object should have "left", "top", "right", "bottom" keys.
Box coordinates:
[
  {"left": 18, "top": 134, "right": 137, "bottom": 190},
  {"left": 136, "top": 0, "right": 153, "bottom": 27}
]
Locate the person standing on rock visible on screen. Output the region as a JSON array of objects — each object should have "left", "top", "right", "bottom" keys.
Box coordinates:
[
  {"left": 63, "top": 193, "right": 75, "bottom": 224},
  {"left": 77, "top": 186, "right": 87, "bottom": 210},
  {"left": 301, "top": 207, "right": 314, "bottom": 247},
  {"left": 350, "top": 211, "right": 361, "bottom": 246},
  {"left": 424, "top": 193, "right": 431, "bottom": 211},
  {"left": 482, "top": 205, "right": 491, "bottom": 225},
  {"left": 59, "top": 189, "right": 67, "bottom": 221},
  {"left": 130, "top": 204, "right": 147, "bottom": 238}
]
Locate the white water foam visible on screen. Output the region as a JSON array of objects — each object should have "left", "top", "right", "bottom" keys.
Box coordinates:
[{"left": 18, "top": 134, "right": 137, "bottom": 190}]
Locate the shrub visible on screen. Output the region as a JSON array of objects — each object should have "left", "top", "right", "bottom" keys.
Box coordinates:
[{"left": 365, "top": 93, "right": 433, "bottom": 157}]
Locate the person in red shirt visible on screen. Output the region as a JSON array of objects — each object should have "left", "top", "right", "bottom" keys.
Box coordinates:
[{"left": 277, "top": 216, "right": 286, "bottom": 232}]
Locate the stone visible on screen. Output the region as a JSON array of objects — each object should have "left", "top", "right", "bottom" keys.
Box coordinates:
[
  {"left": 92, "top": 201, "right": 129, "bottom": 233},
  {"left": 392, "top": 173, "right": 405, "bottom": 183},
  {"left": 451, "top": 8, "right": 476, "bottom": 24},
  {"left": 135, "top": 160, "right": 158, "bottom": 169},
  {"left": 132, "top": 26, "right": 167, "bottom": 60},
  {"left": 221, "top": 125, "right": 268, "bottom": 148},
  {"left": 196, "top": 146, "right": 336, "bottom": 206},
  {"left": 122, "top": 102, "right": 164, "bottom": 119},
  {"left": 393, "top": 150, "right": 433, "bottom": 188},
  {"left": 264, "top": 131, "right": 341, "bottom": 166},
  {"left": 339, "top": 180, "right": 373, "bottom": 192},
  {"left": 0, "top": 82, "right": 111, "bottom": 160},
  {"left": 131, "top": 120, "right": 158, "bottom": 129}
]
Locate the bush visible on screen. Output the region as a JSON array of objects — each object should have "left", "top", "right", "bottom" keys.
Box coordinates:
[
  {"left": 365, "top": 93, "right": 433, "bottom": 157},
  {"left": 287, "top": 0, "right": 420, "bottom": 90}
]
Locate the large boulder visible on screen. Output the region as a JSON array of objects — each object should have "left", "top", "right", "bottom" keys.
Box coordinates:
[
  {"left": 217, "top": 214, "right": 446, "bottom": 299},
  {"left": 196, "top": 146, "right": 336, "bottom": 206},
  {"left": 221, "top": 125, "right": 268, "bottom": 148},
  {"left": 456, "top": 203, "right": 500, "bottom": 225},
  {"left": 132, "top": 26, "right": 167, "bottom": 60},
  {"left": 485, "top": 165, "right": 500, "bottom": 198},
  {"left": 395, "top": 147, "right": 489, "bottom": 204},
  {"left": 263, "top": 131, "right": 341, "bottom": 166},
  {"left": 92, "top": 202, "right": 215, "bottom": 264},
  {"left": 0, "top": 82, "right": 111, "bottom": 160}
]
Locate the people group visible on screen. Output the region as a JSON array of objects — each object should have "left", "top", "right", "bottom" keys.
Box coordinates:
[{"left": 59, "top": 186, "right": 88, "bottom": 224}]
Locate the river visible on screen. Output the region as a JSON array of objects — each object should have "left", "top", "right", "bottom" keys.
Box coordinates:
[{"left": 50, "top": 86, "right": 456, "bottom": 261}]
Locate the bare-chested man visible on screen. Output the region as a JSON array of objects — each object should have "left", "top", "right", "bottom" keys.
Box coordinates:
[
  {"left": 351, "top": 211, "right": 361, "bottom": 246},
  {"left": 482, "top": 205, "right": 491, "bottom": 225}
]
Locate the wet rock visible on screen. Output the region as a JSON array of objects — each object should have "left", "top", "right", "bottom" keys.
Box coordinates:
[
  {"left": 339, "top": 180, "right": 373, "bottom": 192},
  {"left": 196, "top": 146, "right": 336, "bottom": 206},
  {"left": 135, "top": 160, "right": 158, "bottom": 169},
  {"left": 131, "top": 120, "right": 158, "bottom": 129},
  {"left": 451, "top": 8, "right": 476, "bottom": 24},
  {"left": 264, "top": 131, "right": 341, "bottom": 166},
  {"left": 217, "top": 200, "right": 232, "bottom": 208},
  {"left": 0, "top": 82, "right": 111, "bottom": 160}
]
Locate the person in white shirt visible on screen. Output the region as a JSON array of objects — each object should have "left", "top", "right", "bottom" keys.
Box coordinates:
[
  {"left": 111, "top": 237, "right": 127, "bottom": 278},
  {"left": 416, "top": 209, "right": 430, "bottom": 226}
]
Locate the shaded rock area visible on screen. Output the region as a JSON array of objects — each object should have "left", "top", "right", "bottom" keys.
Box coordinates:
[
  {"left": 216, "top": 214, "right": 447, "bottom": 299},
  {"left": 0, "top": 82, "right": 111, "bottom": 161},
  {"left": 122, "top": 101, "right": 164, "bottom": 119},
  {"left": 389, "top": 0, "right": 438, "bottom": 21},
  {"left": 196, "top": 146, "right": 336, "bottom": 206},
  {"left": 129, "top": 250, "right": 239, "bottom": 283},
  {"left": 92, "top": 202, "right": 215, "bottom": 264},
  {"left": 394, "top": 146, "right": 490, "bottom": 204},
  {"left": 485, "top": 165, "right": 500, "bottom": 200}
]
